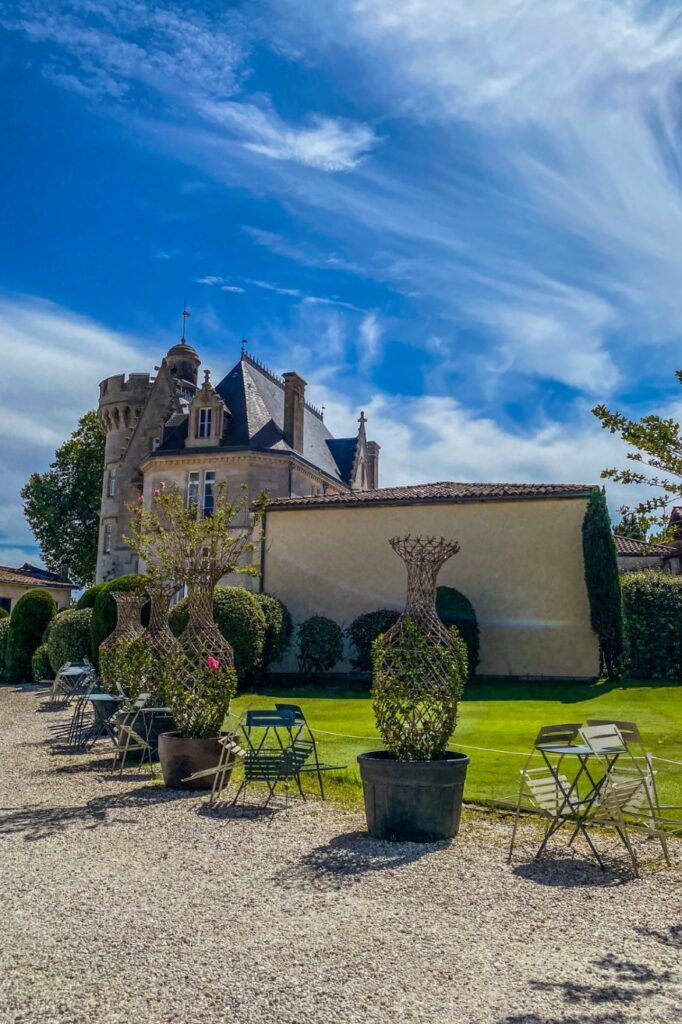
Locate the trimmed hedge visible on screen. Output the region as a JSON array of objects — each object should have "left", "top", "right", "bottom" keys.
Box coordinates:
[
  {"left": 0, "top": 618, "right": 9, "bottom": 679},
  {"left": 31, "top": 643, "right": 53, "bottom": 682},
  {"left": 347, "top": 609, "right": 400, "bottom": 672},
  {"left": 90, "top": 574, "right": 149, "bottom": 668},
  {"left": 47, "top": 608, "right": 93, "bottom": 673},
  {"left": 0, "top": 607, "right": 9, "bottom": 620},
  {"left": 257, "top": 593, "right": 293, "bottom": 670},
  {"left": 5, "top": 588, "right": 57, "bottom": 683},
  {"left": 582, "top": 488, "right": 623, "bottom": 678},
  {"left": 297, "top": 615, "right": 344, "bottom": 676},
  {"left": 76, "top": 583, "right": 107, "bottom": 610},
  {"left": 169, "top": 586, "right": 267, "bottom": 681},
  {"left": 436, "top": 586, "right": 480, "bottom": 679},
  {"left": 622, "top": 571, "right": 682, "bottom": 680}
]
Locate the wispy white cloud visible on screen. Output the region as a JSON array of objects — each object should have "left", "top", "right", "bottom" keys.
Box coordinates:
[
  {"left": 246, "top": 278, "right": 302, "bottom": 298},
  {"left": 358, "top": 312, "right": 383, "bottom": 372},
  {"left": 221, "top": 285, "right": 245, "bottom": 294}
]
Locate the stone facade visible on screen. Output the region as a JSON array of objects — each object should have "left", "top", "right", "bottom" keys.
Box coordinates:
[{"left": 96, "top": 339, "right": 379, "bottom": 582}]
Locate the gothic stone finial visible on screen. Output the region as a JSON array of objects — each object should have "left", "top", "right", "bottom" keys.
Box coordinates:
[{"left": 358, "top": 410, "right": 367, "bottom": 430}]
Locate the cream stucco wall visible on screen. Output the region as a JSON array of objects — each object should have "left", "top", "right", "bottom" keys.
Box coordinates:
[
  {"left": 263, "top": 497, "right": 599, "bottom": 679},
  {"left": 0, "top": 582, "right": 72, "bottom": 612}
]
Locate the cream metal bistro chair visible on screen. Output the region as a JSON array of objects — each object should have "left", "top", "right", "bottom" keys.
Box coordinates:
[
  {"left": 49, "top": 659, "right": 96, "bottom": 707},
  {"left": 509, "top": 724, "right": 582, "bottom": 847},
  {"left": 508, "top": 766, "right": 596, "bottom": 863},
  {"left": 585, "top": 772, "right": 671, "bottom": 875},
  {"left": 111, "top": 694, "right": 155, "bottom": 775}
]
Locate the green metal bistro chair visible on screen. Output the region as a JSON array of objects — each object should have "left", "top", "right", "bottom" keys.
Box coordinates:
[
  {"left": 231, "top": 709, "right": 314, "bottom": 812},
  {"left": 274, "top": 702, "right": 345, "bottom": 799}
]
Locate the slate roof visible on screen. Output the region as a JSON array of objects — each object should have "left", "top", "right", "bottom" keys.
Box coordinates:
[
  {"left": 0, "top": 563, "right": 73, "bottom": 588},
  {"left": 614, "top": 535, "right": 675, "bottom": 557},
  {"left": 267, "top": 481, "right": 595, "bottom": 510},
  {"left": 157, "top": 353, "right": 355, "bottom": 483}
]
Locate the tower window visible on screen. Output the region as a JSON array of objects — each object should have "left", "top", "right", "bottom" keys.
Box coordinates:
[
  {"left": 187, "top": 471, "right": 200, "bottom": 509},
  {"left": 107, "top": 468, "right": 117, "bottom": 498},
  {"left": 203, "top": 471, "right": 215, "bottom": 518},
  {"left": 103, "top": 523, "right": 113, "bottom": 554},
  {"left": 197, "top": 408, "right": 212, "bottom": 439}
]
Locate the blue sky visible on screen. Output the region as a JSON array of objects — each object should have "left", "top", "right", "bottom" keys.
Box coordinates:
[{"left": 2, "top": 0, "right": 682, "bottom": 565}]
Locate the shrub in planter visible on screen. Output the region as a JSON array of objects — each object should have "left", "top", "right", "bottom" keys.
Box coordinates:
[
  {"left": 76, "top": 583, "right": 107, "bottom": 610},
  {"left": 31, "top": 643, "right": 53, "bottom": 682},
  {"left": 100, "top": 634, "right": 162, "bottom": 703},
  {"left": 436, "top": 586, "right": 479, "bottom": 679},
  {"left": 170, "top": 586, "right": 267, "bottom": 681},
  {"left": 257, "top": 593, "right": 293, "bottom": 670},
  {"left": 0, "top": 618, "right": 10, "bottom": 680},
  {"left": 90, "top": 574, "right": 149, "bottom": 668},
  {"left": 347, "top": 609, "right": 400, "bottom": 672},
  {"left": 297, "top": 615, "right": 344, "bottom": 676},
  {"left": 47, "top": 608, "right": 93, "bottom": 673},
  {"left": 621, "top": 570, "right": 682, "bottom": 680},
  {"left": 5, "top": 588, "right": 56, "bottom": 683}
]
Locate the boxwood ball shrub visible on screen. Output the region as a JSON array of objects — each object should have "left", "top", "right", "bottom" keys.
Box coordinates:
[
  {"left": 31, "top": 643, "right": 53, "bottom": 682},
  {"left": 621, "top": 570, "right": 682, "bottom": 680},
  {"left": 76, "top": 583, "right": 107, "bottom": 610},
  {"left": 90, "top": 574, "right": 149, "bottom": 668},
  {"left": 47, "top": 607, "right": 93, "bottom": 673},
  {"left": 435, "top": 586, "right": 480, "bottom": 679},
  {"left": 0, "top": 618, "right": 10, "bottom": 680},
  {"left": 297, "top": 615, "right": 344, "bottom": 676},
  {"left": 347, "top": 609, "right": 400, "bottom": 672},
  {"left": 0, "top": 607, "right": 9, "bottom": 619},
  {"left": 169, "top": 586, "right": 267, "bottom": 681},
  {"left": 257, "top": 593, "right": 293, "bottom": 670},
  {"left": 5, "top": 588, "right": 57, "bottom": 683}
]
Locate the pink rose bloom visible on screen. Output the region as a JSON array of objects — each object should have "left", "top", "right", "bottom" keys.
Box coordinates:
[
  {"left": 153, "top": 489, "right": 160, "bottom": 498},
  {"left": 159, "top": 481, "right": 166, "bottom": 491},
  {"left": 207, "top": 656, "right": 220, "bottom": 672}
]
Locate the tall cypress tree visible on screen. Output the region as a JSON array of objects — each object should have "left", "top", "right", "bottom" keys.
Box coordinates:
[{"left": 582, "top": 487, "right": 623, "bottom": 679}]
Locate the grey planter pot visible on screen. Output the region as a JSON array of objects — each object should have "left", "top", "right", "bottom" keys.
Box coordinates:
[
  {"left": 158, "top": 732, "right": 225, "bottom": 790},
  {"left": 358, "top": 750, "right": 469, "bottom": 842}
]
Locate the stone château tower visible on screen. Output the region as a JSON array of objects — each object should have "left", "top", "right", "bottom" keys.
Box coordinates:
[{"left": 96, "top": 333, "right": 380, "bottom": 583}]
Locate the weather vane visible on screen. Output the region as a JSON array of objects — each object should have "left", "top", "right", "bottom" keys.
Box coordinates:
[{"left": 181, "top": 299, "right": 191, "bottom": 343}]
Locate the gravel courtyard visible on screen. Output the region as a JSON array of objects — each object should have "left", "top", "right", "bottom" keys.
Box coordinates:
[{"left": 0, "top": 688, "right": 680, "bottom": 1024}]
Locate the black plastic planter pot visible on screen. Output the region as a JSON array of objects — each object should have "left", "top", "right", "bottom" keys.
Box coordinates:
[
  {"left": 358, "top": 750, "right": 469, "bottom": 841},
  {"left": 158, "top": 732, "right": 226, "bottom": 790}
]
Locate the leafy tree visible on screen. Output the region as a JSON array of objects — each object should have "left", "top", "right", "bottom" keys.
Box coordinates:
[
  {"left": 21, "top": 412, "right": 105, "bottom": 586},
  {"left": 594, "top": 379, "right": 682, "bottom": 536},
  {"left": 613, "top": 512, "right": 647, "bottom": 541},
  {"left": 582, "top": 488, "right": 623, "bottom": 679}
]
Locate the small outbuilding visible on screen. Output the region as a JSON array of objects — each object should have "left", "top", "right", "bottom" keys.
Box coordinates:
[{"left": 0, "top": 564, "right": 74, "bottom": 615}]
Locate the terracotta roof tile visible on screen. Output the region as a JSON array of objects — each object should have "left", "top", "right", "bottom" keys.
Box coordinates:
[
  {"left": 614, "top": 535, "right": 675, "bottom": 557},
  {"left": 0, "top": 564, "right": 73, "bottom": 588},
  {"left": 267, "top": 481, "right": 595, "bottom": 510}
]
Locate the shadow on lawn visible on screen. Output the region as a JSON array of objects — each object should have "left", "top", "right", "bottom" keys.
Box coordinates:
[
  {"left": 0, "top": 785, "right": 192, "bottom": 842},
  {"left": 464, "top": 677, "right": 678, "bottom": 704},
  {"left": 496, "top": 949, "right": 680, "bottom": 1024},
  {"left": 273, "top": 830, "right": 447, "bottom": 890}
]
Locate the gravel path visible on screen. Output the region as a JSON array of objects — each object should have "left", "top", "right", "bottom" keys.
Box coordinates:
[{"left": 0, "top": 688, "right": 680, "bottom": 1024}]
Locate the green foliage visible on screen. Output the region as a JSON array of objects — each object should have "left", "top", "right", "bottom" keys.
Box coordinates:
[
  {"left": 76, "top": 583, "right": 107, "bottom": 610},
  {"left": 582, "top": 488, "right": 623, "bottom": 679},
  {"left": 163, "top": 651, "right": 237, "bottom": 738},
  {"left": 0, "top": 619, "right": 10, "bottom": 680},
  {"left": 0, "top": 607, "right": 9, "bottom": 620},
  {"left": 621, "top": 571, "right": 682, "bottom": 680},
  {"left": 347, "top": 609, "right": 400, "bottom": 672},
  {"left": 436, "top": 586, "right": 480, "bottom": 679},
  {"left": 31, "top": 643, "right": 53, "bottom": 682},
  {"left": 614, "top": 512, "right": 647, "bottom": 541},
  {"left": 297, "top": 615, "right": 344, "bottom": 676},
  {"left": 371, "top": 620, "right": 466, "bottom": 760},
  {"left": 47, "top": 608, "right": 93, "bottom": 673},
  {"left": 100, "top": 635, "right": 164, "bottom": 703},
  {"left": 21, "top": 411, "right": 105, "bottom": 586},
  {"left": 256, "top": 593, "right": 293, "bottom": 670},
  {"left": 169, "top": 586, "right": 267, "bottom": 681},
  {"left": 5, "top": 588, "right": 57, "bottom": 683},
  {"left": 90, "top": 574, "right": 149, "bottom": 668}
]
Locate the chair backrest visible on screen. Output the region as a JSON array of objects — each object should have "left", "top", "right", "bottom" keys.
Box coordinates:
[
  {"left": 592, "top": 774, "right": 647, "bottom": 820},
  {"left": 580, "top": 723, "right": 627, "bottom": 755},
  {"left": 533, "top": 723, "right": 581, "bottom": 748},
  {"left": 274, "top": 703, "right": 306, "bottom": 724},
  {"left": 586, "top": 719, "right": 643, "bottom": 748},
  {"left": 523, "top": 768, "right": 572, "bottom": 814},
  {"left": 244, "top": 709, "right": 296, "bottom": 731}
]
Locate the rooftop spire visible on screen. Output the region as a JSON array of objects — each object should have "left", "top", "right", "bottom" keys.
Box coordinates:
[{"left": 180, "top": 300, "right": 191, "bottom": 344}]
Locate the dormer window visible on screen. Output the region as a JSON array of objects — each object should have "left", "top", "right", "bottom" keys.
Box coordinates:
[{"left": 197, "top": 408, "right": 212, "bottom": 439}]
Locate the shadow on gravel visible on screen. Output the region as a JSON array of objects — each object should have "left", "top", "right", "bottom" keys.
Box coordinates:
[
  {"left": 0, "top": 785, "right": 194, "bottom": 841},
  {"left": 273, "top": 830, "right": 447, "bottom": 890},
  {"left": 496, "top": 950, "right": 679, "bottom": 1024},
  {"left": 512, "top": 854, "right": 634, "bottom": 888}
]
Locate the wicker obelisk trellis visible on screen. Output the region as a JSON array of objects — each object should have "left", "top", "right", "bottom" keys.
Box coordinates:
[
  {"left": 144, "top": 586, "right": 183, "bottom": 663},
  {"left": 372, "top": 535, "right": 466, "bottom": 761},
  {"left": 99, "top": 592, "right": 146, "bottom": 653}
]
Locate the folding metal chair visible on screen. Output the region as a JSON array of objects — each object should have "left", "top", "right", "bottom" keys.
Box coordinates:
[
  {"left": 65, "top": 674, "right": 106, "bottom": 749},
  {"left": 586, "top": 772, "right": 671, "bottom": 876},
  {"left": 508, "top": 766, "right": 595, "bottom": 862},
  {"left": 231, "top": 709, "right": 314, "bottom": 812},
  {"left": 48, "top": 660, "right": 96, "bottom": 707},
  {"left": 111, "top": 694, "right": 156, "bottom": 775},
  {"left": 274, "top": 702, "right": 345, "bottom": 799}
]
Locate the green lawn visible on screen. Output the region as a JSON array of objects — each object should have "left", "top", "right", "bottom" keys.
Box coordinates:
[{"left": 231, "top": 678, "right": 682, "bottom": 813}]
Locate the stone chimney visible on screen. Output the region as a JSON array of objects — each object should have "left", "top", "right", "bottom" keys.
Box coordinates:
[
  {"left": 282, "top": 372, "right": 307, "bottom": 453},
  {"left": 366, "top": 441, "right": 380, "bottom": 490}
]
